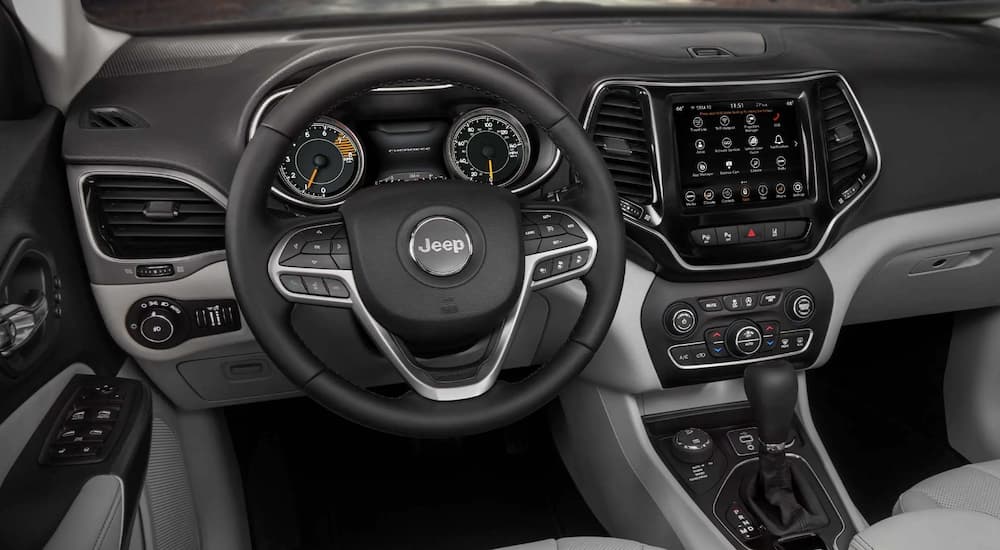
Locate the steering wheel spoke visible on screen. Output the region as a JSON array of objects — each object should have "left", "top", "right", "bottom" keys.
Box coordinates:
[
  {"left": 521, "top": 208, "right": 598, "bottom": 291},
  {"left": 268, "top": 221, "right": 355, "bottom": 308}
]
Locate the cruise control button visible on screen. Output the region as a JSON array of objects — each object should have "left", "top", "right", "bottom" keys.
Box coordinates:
[
  {"left": 332, "top": 254, "right": 352, "bottom": 270},
  {"left": 552, "top": 255, "right": 571, "bottom": 276},
  {"left": 569, "top": 250, "right": 590, "bottom": 269},
  {"left": 562, "top": 218, "right": 586, "bottom": 238},
  {"left": 283, "top": 255, "right": 337, "bottom": 269},
  {"left": 303, "top": 276, "right": 329, "bottom": 296},
  {"left": 539, "top": 223, "right": 565, "bottom": 238},
  {"left": 323, "top": 278, "right": 350, "bottom": 298},
  {"left": 279, "top": 275, "right": 307, "bottom": 294},
  {"left": 532, "top": 260, "right": 554, "bottom": 281},
  {"left": 303, "top": 240, "right": 331, "bottom": 254},
  {"left": 538, "top": 234, "right": 585, "bottom": 252},
  {"left": 522, "top": 226, "right": 540, "bottom": 240},
  {"left": 691, "top": 228, "right": 718, "bottom": 247}
]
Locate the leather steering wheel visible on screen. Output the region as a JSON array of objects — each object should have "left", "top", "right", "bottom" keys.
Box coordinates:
[{"left": 227, "top": 47, "right": 624, "bottom": 437}]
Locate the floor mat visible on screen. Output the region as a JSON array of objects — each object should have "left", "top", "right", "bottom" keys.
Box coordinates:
[
  {"left": 807, "top": 314, "right": 968, "bottom": 523},
  {"left": 227, "top": 398, "right": 606, "bottom": 550}
]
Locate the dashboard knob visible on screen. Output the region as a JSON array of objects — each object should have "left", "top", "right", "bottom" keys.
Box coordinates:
[
  {"left": 671, "top": 428, "right": 715, "bottom": 464},
  {"left": 139, "top": 309, "right": 175, "bottom": 344},
  {"left": 664, "top": 302, "right": 698, "bottom": 337},
  {"left": 785, "top": 289, "right": 815, "bottom": 322},
  {"left": 726, "top": 320, "right": 763, "bottom": 357}
]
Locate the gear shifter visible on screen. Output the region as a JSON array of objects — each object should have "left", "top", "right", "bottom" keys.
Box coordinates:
[{"left": 742, "top": 362, "right": 828, "bottom": 537}]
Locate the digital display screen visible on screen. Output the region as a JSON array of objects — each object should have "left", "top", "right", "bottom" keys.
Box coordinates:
[{"left": 674, "top": 98, "right": 807, "bottom": 209}]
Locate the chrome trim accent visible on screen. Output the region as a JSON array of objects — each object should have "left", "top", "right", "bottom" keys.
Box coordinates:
[
  {"left": 581, "top": 71, "right": 882, "bottom": 271},
  {"left": 444, "top": 106, "right": 532, "bottom": 188},
  {"left": 407, "top": 216, "right": 474, "bottom": 276},
  {"left": 668, "top": 329, "right": 814, "bottom": 370},
  {"left": 763, "top": 441, "right": 788, "bottom": 453},
  {"left": 248, "top": 86, "right": 561, "bottom": 205},
  {"left": 267, "top": 209, "right": 596, "bottom": 401},
  {"left": 67, "top": 166, "right": 228, "bottom": 285},
  {"left": 712, "top": 454, "right": 847, "bottom": 550}
]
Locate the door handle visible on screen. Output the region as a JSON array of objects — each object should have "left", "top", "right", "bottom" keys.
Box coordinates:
[{"left": 0, "top": 290, "right": 48, "bottom": 357}]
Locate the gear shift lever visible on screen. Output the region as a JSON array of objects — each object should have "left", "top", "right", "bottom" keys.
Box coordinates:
[
  {"left": 741, "top": 362, "right": 828, "bottom": 536},
  {"left": 744, "top": 362, "right": 796, "bottom": 449}
]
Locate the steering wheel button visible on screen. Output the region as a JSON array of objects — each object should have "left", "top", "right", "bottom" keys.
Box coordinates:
[
  {"left": 526, "top": 212, "right": 558, "bottom": 225},
  {"left": 303, "top": 240, "right": 331, "bottom": 254},
  {"left": 283, "top": 255, "right": 337, "bottom": 269},
  {"left": 532, "top": 260, "right": 553, "bottom": 281},
  {"left": 330, "top": 239, "right": 349, "bottom": 254},
  {"left": 539, "top": 223, "right": 565, "bottom": 237},
  {"left": 523, "top": 239, "right": 540, "bottom": 255},
  {"left": 562, "top": 219, "right": 586, "bottom": 238},
  {"left": 332, "top": 254, "right": 352, "bottom": 270},
  {"left": 279, "top": 275, "right": 307, "bottom": 294},
  {"left": 280, "top": 234, "right": 310, "bottom": 262},
  {"left": 570, "top": 250, "right": 590, "bottom": 268},
  {"left": 538, "top": 234, "right": 585, "bottom": 252},
  {"left": 302, "top": 276, "right": 329, "bottom": 296},
  {"left": 323, "top": 278, "right": 350, "bottom": 299},
  {"left": 552, "top": 255, "right": 571, "bottom": 276},
  {"left": 522, "top": 226, "right": 540, "bottom": 240}
]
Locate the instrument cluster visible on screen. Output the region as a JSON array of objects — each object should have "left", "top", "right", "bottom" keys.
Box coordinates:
[{"left": 252, "top": 87, "right": 556, "bottom": 209}]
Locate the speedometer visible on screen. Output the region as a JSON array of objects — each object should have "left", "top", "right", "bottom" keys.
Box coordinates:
[
  {"left": 277, "top": 117, "right": 364, "bottom": 205},
  {"left": 446, "top": 107, "right": 531, "bottom": 186}
]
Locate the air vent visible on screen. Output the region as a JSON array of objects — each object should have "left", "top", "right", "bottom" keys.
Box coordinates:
[
  {"left": 81, "top": 106, "right": 148, "bottom": 129},
  {"left": 819, "top": 83, "right": 869, "bottom": 205},
  {"left": 591, "top": 87, "right": 656, "bottom": 206},
  {"left": 85, "top": 175, "right": 225, "bottom": 259}
]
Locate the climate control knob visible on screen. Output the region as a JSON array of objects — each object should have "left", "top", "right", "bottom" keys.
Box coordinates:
[{"left": 726, "top": 320, "right": 763, "bottom": 357}]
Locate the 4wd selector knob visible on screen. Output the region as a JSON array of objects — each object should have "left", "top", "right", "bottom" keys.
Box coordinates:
[
  {"left": 726, "top": 320, "right": 763, "bottom": 357},
  {"left": 671, "top": 428, "right": 715, "bottom": 464}
]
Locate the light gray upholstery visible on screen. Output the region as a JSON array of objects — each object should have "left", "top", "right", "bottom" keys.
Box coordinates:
[
  {"left": 496, "top": 537, "right": 664, "bottom": 550},
  {"left": 893, "top": 459, "right": 1000, "bottom": 517},
  {"left": 43, "top": 474, "right": 125, "bottom": 550},
  {"left": 848, "top": 509, "right": 1000, "bottom": 550}
]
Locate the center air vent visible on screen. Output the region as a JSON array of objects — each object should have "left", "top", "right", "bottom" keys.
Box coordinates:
[
  {"left": 84, "top": 174, "right": 225, "bottom": 259},
  {"left": 819, "top": 82, "right": 871, "bottom": 206},
  {"left": 590, "top": 87, "right": 656, "bottom": 207}
]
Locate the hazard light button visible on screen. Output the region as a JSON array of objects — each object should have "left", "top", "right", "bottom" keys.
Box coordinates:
[{"left": 738, "top": 224, "right": 764, "bottom": 243}]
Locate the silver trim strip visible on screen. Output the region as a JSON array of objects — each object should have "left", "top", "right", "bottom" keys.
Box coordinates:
[
  {"left": 247, "top": 85, "right": 562, "bottom": 206},
  {"left": 667, "top": 329, "right": 814, "bottom": 370},
  {"left": 266, "top": 209, "right": 597, "bottom": 401},
  {"left": 581, "top": 71, "right": 882, "bottom": 271},
  {"left": 712, "top": 454, "right": 847, "bottom": 550},
  {"left": 68, "top": 166, "right": 228, "bottom": 285}
]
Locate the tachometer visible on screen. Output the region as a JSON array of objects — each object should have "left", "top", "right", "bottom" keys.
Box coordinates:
[
  {"left": 446, "top": 107, "right": 530, "bottom": 186},
  {"left": 277, "top": 117, "right": 364, "bottom": 204}
]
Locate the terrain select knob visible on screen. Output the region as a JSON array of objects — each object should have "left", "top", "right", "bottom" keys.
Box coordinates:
[
  {"left": 139, "top": 309, "right": 175, "bottom": 344},
  {"left": 726, "top": 320, "right": 763, "bottom": 357},
  {"left": 672, "top": 428, "right": 715, "bottom": 464}
]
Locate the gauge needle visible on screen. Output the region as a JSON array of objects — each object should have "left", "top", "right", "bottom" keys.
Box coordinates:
[
  {"left": 306, "top": 167, "right": 318, "bottom": 189},
  {"left": 488, "top": 159, "right": 494, "bottom": 184}
]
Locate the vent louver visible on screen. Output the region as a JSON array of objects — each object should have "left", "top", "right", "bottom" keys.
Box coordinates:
[
  {"left": 591, "top": 87, "right": 656, "bottom": 206},
  {"left": 820, "top": 83, "right": 869, "bottom": 204},
  {"left": 85, "top": 175, "right": 225, "bottom": 259},
  {"left": 82, "top": 106, "right": 148, "bottom": 129}
]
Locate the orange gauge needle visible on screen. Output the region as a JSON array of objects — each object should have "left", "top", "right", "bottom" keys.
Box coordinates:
[
  {"left": 306, "top": 167, "right": 318, "bottom": 189},
  {"left": 488, "top": 159, "right": 494, "bottom": 184}
]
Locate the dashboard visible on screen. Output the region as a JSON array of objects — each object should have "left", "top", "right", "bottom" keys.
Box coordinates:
[{"left": 57, "top": 16, "right": 1000, "bottom": 408}]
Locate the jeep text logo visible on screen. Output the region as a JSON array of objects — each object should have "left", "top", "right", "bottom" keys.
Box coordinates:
[
  {"left": 416, "top": 238, "right": 466, "bottom": 254},
  {"left": 409, "top": 217, "right": 473, "bottom": 277}
]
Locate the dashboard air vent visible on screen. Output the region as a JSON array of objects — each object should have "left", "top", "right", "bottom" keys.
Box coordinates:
[
  {"left": 819, "top": 83, "right": 869, "bottom": 204},
  {"left": 84, "top": 174, "right": 225, "bottom": 259},
  {"left": 591, "top": 87, "right": 656, "bottom": 206},
  {"left": 82, "top": 106, "right": 148, "bottom": 129}
]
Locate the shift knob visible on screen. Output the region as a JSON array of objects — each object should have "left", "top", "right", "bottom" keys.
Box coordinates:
[{"left": 743, "top": 362, "right": 797, "bottom": 446}]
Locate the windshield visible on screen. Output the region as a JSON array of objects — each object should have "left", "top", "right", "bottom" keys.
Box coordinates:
[{"left": 81, "top": 0, "right": 990, "bottom": 32}]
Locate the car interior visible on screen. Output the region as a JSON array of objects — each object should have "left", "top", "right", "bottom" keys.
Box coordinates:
[{"left": 4, "top": 0, "right": 1000, "bottom": 549}]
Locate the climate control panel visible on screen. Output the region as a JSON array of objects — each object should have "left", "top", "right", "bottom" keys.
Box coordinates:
[{"left": 640, "top": 264, "right": 833, "bottom": 386}]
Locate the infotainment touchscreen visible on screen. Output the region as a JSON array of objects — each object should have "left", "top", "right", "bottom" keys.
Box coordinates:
[{"left": 674, "top": 98, "right": 807, "bottom": 209}]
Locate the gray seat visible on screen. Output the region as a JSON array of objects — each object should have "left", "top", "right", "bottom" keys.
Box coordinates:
[
  {"left": 496, "top": 537, "right": 664, "bottom": 550},
  {"left": 850, "top": 459, "right": 1000, "bottom": 549}
]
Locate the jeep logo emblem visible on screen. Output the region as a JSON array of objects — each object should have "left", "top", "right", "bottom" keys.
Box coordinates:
[{"left": 409, "top": 217, "right": 473, "bottom": 277}]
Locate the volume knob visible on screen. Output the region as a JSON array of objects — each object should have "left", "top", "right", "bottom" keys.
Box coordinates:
[{"left": 726, "top": 320, "right": 763, "bottom": 357}]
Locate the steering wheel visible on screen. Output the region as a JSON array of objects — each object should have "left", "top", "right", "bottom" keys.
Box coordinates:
[{"left": 227, "top": 47, "right": 625, "bottom": 437}]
